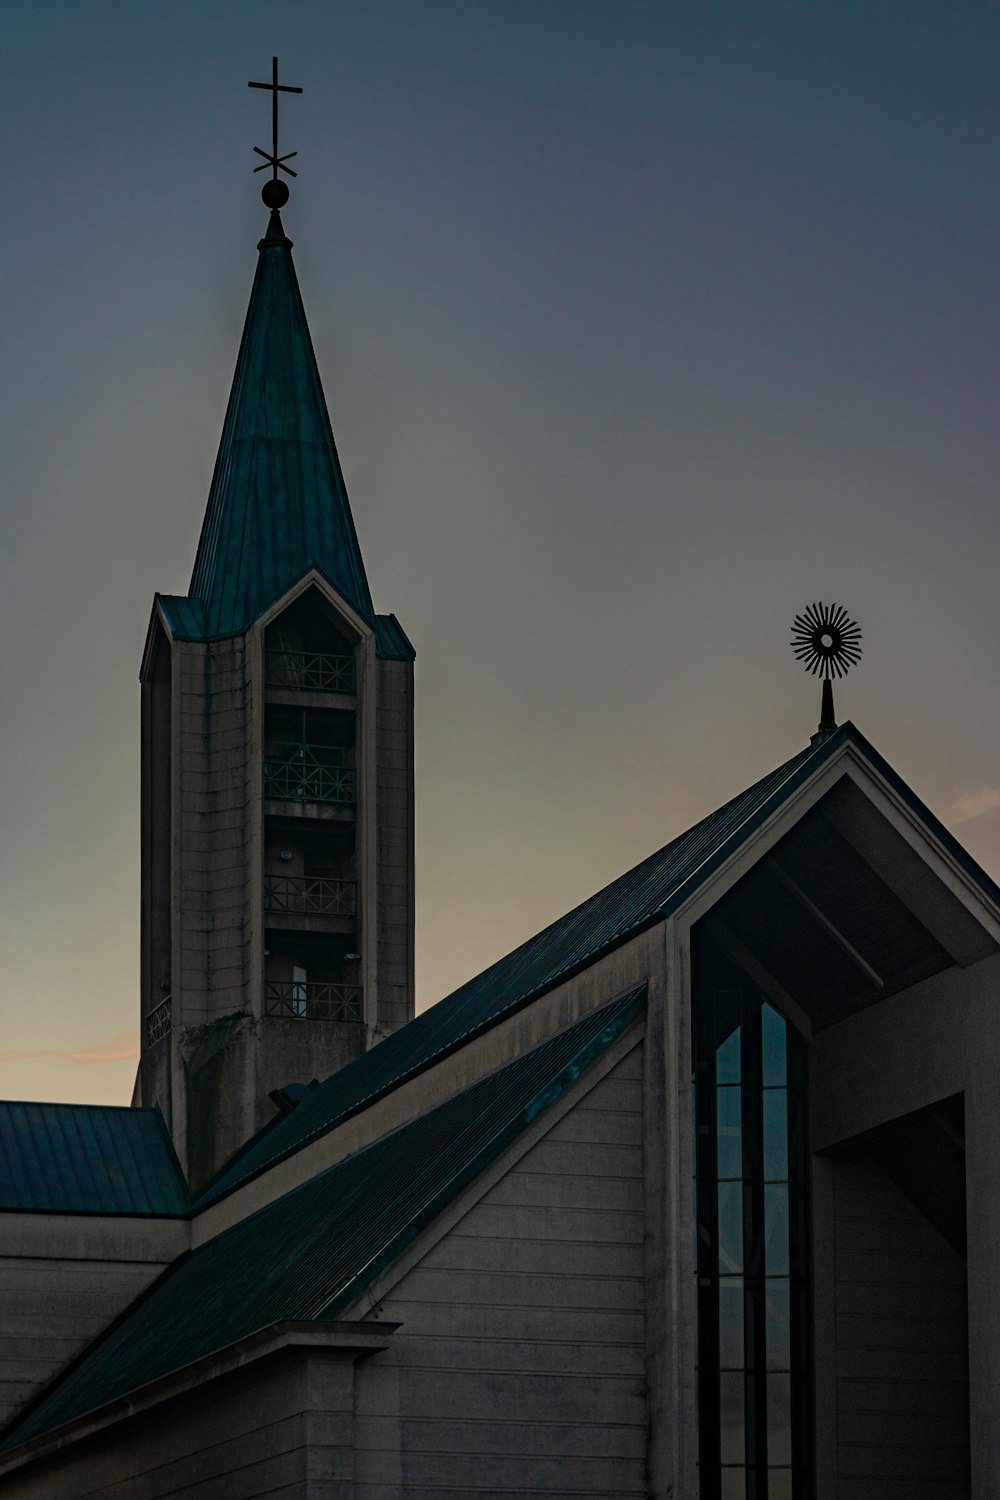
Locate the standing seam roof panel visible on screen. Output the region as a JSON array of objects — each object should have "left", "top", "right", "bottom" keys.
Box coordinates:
[
  {"left": 186, "top": 209, "right": 375, "bottom": 639},
  {"left": 1, "top": 989, "right": 644, "bottom": 1454},
  {"left": 0, "top": 1105, "right": 187, "bottom": 1216}
]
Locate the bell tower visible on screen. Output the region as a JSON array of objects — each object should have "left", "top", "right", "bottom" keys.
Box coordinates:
[{"left": 136, "top": 188, "right": 415, "bottom": 1192}]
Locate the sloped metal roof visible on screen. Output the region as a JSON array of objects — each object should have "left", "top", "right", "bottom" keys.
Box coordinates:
[
  {"left": 155, "top": 593, "right": 205, "bottom": 640},
  {"left": 0, "top": 1104, "right": 187, "bottom": 1216},
  {"left": 0, "top": 989, "right": 643, "bottom": 1455},
  {"left": 373, "top": 612, "right": 416, "bottom": 661},
  {"left": 175, "top": 209, "right": 375, "bottom": 641},
  {"left": 200, "top": 733, "right": 833, "bottom": 1206},
  {"left": 200, "top": 720, "right": 1000, "bottom": 1210}
]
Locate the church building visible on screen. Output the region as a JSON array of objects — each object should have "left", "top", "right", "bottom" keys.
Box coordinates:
[{"left": 0, "top": 139, "right": 996, "bottom": 1500}]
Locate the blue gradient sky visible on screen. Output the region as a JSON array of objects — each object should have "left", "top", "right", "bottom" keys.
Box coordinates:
[{"left": 2, "top": 2, "right": 1000, "bottom": 1102}]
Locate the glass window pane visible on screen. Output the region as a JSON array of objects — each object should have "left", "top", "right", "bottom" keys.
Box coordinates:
[
  {"left": 719, "top": 1277, "right": 744, "bottom": 1368},
  {"left": 717, "top": 1025, "right": 741, "bottom": 1084},
  {"left": 764, "top": 1185, "right": 789, "bottom": 1275},
  {"left": 762, "top": 1089, "right": 788, "bottom": 1181},
  {"left": 718, "top": 1181, "right": 744, "bottom": 1274},
  {"left": 761, "top": 1004, "right": 786, "bottom": 1086},
  {"left": 717, "top": 1086, "right": 742, "bottom": 1178},
  {"left": 720, "top": 1371, "right": 745, "bottom": 1464},
  {"left": 767, "top": 1373, "right": 792, "bottom": 1466},
  {"left": 721, "top": 1469, "right": 747, "bottom": 1499},
  {"left": 767, "top": 1470, "right": 793, "bottom": 1500},
  {"left": 765, "top": 1279, "right": 791, "bottom": 1371}
]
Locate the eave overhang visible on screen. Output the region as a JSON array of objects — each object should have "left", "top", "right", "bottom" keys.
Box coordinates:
[{"left": 677, "top": 732, "right": 1000, "bottom": 1034}]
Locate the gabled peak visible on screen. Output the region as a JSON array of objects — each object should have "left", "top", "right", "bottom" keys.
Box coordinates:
[{"left": 185, "top": 211, "right": 375, "bottom": 640}]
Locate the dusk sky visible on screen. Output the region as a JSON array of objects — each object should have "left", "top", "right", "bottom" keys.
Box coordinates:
[{"left": 3, "top": 1, "right": 1000, "bottom": 1104}]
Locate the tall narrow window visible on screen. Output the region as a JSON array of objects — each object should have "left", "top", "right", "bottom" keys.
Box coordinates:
[{"left": 694, "top": 947, "right": 811, "bottom": 1498}]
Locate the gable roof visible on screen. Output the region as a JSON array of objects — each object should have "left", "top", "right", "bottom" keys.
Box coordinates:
[
  {"left": 0, "top": 988, "right": 643, "bottom": 1456},
  {"left": 0, "top": 1103, "right": 187, "bottom": 1216},
  {"left": 200, "top": 720, "right": 1000, "bottom": 1209},
  {"left": 199, "top": 732, "right": 827, "bottom": 1205},
  {"left": 178, "top": 208, "right": 375, "bottom": 641}
]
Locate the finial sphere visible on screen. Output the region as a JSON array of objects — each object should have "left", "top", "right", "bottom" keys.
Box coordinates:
[{"left": 262, "top": 178, "right": 290, "bottom": 209}]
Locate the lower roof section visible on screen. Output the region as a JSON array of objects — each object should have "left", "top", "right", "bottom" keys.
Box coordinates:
[
  {"left": 0, "top": 1103, "right": 187, "bottom": 1217},
  {"left": 0, "top": 986, "right": 644, "bottom": 1458}
]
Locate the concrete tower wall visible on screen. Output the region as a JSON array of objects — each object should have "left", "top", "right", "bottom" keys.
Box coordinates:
[
  {"left": 374, "top": 656, "right": 415, "bottom": 1037},
  {"left": 174, "top": 636, "right": 255, "bottom": 1026},
  {"left": 139, "top": 587, "right": 414, "bottom": 1192}
]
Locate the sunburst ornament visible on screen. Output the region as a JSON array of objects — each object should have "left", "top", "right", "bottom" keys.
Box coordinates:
[
  {"left": 790, "top": 602, "right": 862, "bottom": 739},
  {"left": 791, "top": 602, "right": 862, "bottom": 679}
]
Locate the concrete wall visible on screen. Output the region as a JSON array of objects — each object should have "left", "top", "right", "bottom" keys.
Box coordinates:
[
  {"left": 174, "top": 635, "right": 255, "bottom": 1027},
  {"left": 139, "top": 619, "right": 173, "bottom": 1091},
  {"left": 139, "top": 581, "right": 417, "bottom": 1189},
  {"left": 0, "top": 1349, "right": 357, "bottom": 1500},
  {"left": 806, "top": 953, "right": 1000, "bottom": 1496},
  {"left": 811, "top": 951, "right": 1000, "bottom": 1493},
  {"left": 828, "top": 1153, "right": 969, "bottom": 1499},
  {"left": 352, "top": 1048, "right": 647, "bottom": 1497},
  {"left": 0, "top": 1215, "right": 187, "bottom": 1432},
  {"left": 373, "top": 657, "right": 414, "bottom": 1036}
]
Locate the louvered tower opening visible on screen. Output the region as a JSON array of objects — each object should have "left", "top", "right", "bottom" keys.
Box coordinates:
[{"left": 262, "top": 590, "right": 363, "bottom": 1024}]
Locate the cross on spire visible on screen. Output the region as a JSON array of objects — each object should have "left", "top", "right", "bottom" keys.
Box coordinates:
[{"left": 248, "top": 57, "right": 302, "bottom": 205}]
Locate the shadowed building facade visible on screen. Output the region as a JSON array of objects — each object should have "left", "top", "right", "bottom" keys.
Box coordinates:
[{"left": 0, "top": 198, "right": 998, "bottom": 1499}]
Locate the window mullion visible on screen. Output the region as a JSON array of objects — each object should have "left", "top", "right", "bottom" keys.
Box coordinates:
[{"left": 742, "top": 979, "right": 767, "bottom": 1494}]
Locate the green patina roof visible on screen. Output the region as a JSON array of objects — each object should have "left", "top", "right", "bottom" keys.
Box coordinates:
[
  {"left": 180, "top": 209, "right": 375, "bottom": 640},
  {"left": 199, "top": 721, "right": 1000, "bottom": 1208},
  {"left": 0, "top": 1103, "right": 187, "bottom": 1216},
  {"left": 372, "top": 612, "right": 416, "bottom": 662},
  {"left": 0, "top": 988, "right": 643, "bottom": 1454},
  {"left": 156, "top": 596, "right": 415, "bottom": 660}
]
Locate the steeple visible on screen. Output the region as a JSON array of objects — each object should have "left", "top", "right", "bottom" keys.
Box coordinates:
[
  {"left": 139, "top": 192, "right": 415, "bottom": 1193},
  {"left": 186, "top": 209, "right": 374, "bottom": 638}
]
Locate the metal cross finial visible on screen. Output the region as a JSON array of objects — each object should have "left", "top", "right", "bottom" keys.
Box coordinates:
[{"left": 248, "top": 57, "right": 302, "bottom": 206}]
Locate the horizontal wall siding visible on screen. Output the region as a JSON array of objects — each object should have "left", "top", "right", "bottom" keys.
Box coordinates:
[
  {"left": 0, "top": 1218, "right": 185, "bottom": 1433},
  {"left": 833, "top": 1154, "right": 970, "bottom": 1500},
  {"left": 354, "top": 1046, "right": 647, "bottom": 1497},
  {"left": 0, "top": 1352, "right": 355, "bottom": 1500}
]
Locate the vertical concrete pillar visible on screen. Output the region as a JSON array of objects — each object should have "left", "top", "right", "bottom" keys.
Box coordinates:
[
  {"left": 303, "top": 1350, "right": 360, "bottom": 1500},
  {"left": 645, "top": 922, "right": 696, "bottom": 1499},
  {"left": 966, "top": 1042, "right": 1000, "bottom": 1495}
]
